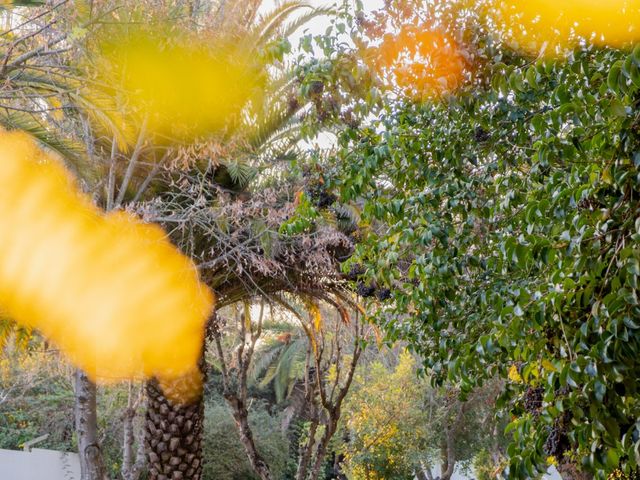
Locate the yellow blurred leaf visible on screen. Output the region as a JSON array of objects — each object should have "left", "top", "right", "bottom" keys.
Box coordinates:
[
  {"left": 0, "top": 130, "right": 214, "bottom": 384},
  {"left": 308, "top": 300, "right": 322, "bottom": 332},
  {"left": 95, "top": 27, "right": 263, "bottom": 143},
  {"left": 541, "top": 359, "right": 557, "bottom": 372},
  {"left": 490, "top": 0, "right": 640, "bottom": 56}
]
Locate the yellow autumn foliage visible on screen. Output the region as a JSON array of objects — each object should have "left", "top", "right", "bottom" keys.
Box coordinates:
[
  {"left": 508, "top": 364, "right": 523, "bottom": 383},
  {"left": 341, "top": 352, "right": 428, "bottom": 479},
  {"left": 0, "top": 130, "right": 213, "bottom": 384}
]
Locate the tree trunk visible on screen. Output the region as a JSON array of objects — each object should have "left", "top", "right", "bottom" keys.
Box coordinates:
[
  {"left": 295, "top": 417, "right": 318, "bottom": 480},
  {"left": 121, "top": 383, "right": 146, "bottom": 480},
  {"left": 416, "top": 470, "right": 429, "bottom": 480},
  {"left": 145, "top": 378, "right": 204, "bottom": 480},
  {"left": 74, "top": 370, "right": 106, "bottom": 480},
  {"left": 418, "top": 462, "right": 435, "bottom": 480},
  {"left": 225, "top": 395, "right": 273, "bottom": 480},
  {"left": 309, "top": 419, "right": 338, "bottom": 480},
  {"left": 439, "top": 400, "right": 466, "bottom": 480},
  {"left": 440, "top": 443, "right": 451, "bottom": 480}
]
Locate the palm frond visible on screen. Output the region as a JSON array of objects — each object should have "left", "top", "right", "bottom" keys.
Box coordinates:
[
  {"left": 252, "top": 1, "right": 312, "bottom": 46},
  {"left": 1, "top": 0, "right": 45, "bottom": 8},
  {"left": 259, "top": 69, "right": 298, "bottom": 103},
  {"left": 250, "top": 341, "right": 286, "bottom": 384},
  {"left": 253, "top": 331, "right": 307, "bottom": 404},
  {"left": 0, "top": 111, "right": 92, "bottom": 179},
  {"left": 279, "top": 6, "right": 335, "bottom": 40},
  {"left": 259, "top": 362, "right": 279, "bottom": 388},
  {"left": 332, "top": 203, "right": 361, "bottom": 233},
  {"left": 4, "top": 69, "right": 132, "bottom": 153},
  {"left": 273, "top": 339, "right": 305, "bottom": 403},
  {"left": 0, "top": 317, "right": 31, "bottom": 353},
  {"left": 257, "top": 125, "right": 301, "bottom": 155},
  {"left": 224, "top": 161, "right": 257, "bottom": 189},
  {"left": 246, "top": 105, "right": 299, "bottom": 152}
]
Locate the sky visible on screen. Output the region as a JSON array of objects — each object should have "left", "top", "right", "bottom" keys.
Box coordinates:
[
  {"left": 259, "top": 0, "right": 385, "bottom": 45},
  {"left": 257, "top": 1, "right": 385, "bottom": 149}
]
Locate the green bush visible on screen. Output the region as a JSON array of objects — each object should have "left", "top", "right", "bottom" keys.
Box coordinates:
[
  {"left": 203, "top": 398, "right": 293, "bottom": 480},
  {"left": 473, "top": 449, "right": 496, "bottom": 480},
  {"left": 0, "top": 347, "right": 130, "bottom": 479}
]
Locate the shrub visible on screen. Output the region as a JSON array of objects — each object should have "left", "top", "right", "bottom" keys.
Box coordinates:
[{"left": 203, "top": 398, "right": 293, "bottom": 480}]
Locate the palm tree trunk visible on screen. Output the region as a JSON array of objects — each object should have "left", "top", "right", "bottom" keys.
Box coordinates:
[
  {"left": 145, "top": 377, "right": 204, "bottom": 480},
  {"left": 74, "top": 369, "right": 106, "bottom": 480}
]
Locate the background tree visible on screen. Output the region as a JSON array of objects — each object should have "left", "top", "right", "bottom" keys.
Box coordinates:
[
  {"left": 205, "top": 268, "right": 370, "bottom": 479},
  {"left": 339, "top": 352, "right": 504, "bottom": 480}
]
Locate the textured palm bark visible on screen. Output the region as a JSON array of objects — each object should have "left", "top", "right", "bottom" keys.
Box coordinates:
[{"left": 144, "top": 378, "right": 204, "bottom": 480}]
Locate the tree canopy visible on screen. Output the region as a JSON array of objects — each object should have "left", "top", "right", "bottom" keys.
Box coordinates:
[{"left": 328, "top": 7, "right": 640, "bottom": 477}]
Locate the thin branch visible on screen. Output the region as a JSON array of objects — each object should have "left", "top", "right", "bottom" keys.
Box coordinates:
[
  {"left": 106, "top": 136, "right": 117, "bottom": 210},
  {"left": 115, "top": 118, "right": 147, "bottom": 207},
  {"left": 131, "top": 152, "right": 167, "bottom": 203}
]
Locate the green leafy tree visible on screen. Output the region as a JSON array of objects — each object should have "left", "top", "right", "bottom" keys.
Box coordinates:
[
  {"left": 339, "top": 352, "right": 431, "bottom": 480},
  {"left": 327, "top": 2, "right": 640, "bottom": 478}
]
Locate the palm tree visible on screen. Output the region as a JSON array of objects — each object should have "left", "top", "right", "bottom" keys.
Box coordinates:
[
  {"left": 130, "top": 3, "right": 337, "bottom": 479},
  {"left": 251, "top": 321, "right": 308, "bottom": 406},
  {"left": 0, "top": 2, "right": 129, "bottom": 175}
]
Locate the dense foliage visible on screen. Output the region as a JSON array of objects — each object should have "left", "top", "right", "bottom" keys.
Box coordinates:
[
  {"left": 203, "top": 399, "right": 292, "bottom": 480},
  {"left": 0, "top": 347, "right": 131, "bottom": 478},
  {"left": 340, "top": 352, "right": 432, "bottom": 479},
  {"left": 331, "top": 14, "right": 640, "bottom": 478},
  {"left": 339, "top": 351, "right": 503, "bottom": 479}
]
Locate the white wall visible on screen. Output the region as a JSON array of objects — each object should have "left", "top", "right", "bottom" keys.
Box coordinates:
[
  {"left": 422, "top": 463, "right": 563, "bottom": 480},
  {"left": 0, "top": 448, "right": 80, "bottom": 480}
]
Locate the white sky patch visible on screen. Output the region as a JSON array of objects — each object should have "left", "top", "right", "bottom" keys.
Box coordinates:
[
  {"left": 258, "top": 1, "right": 386, "bottom": 150},
  {"left": 259, "top": 0, "right": 385, "bottom": 46}
]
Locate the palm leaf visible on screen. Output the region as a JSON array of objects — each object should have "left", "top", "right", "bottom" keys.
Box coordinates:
[
  {"left": 251, "top": 342, "right": 286, "bottom": 385},
  {"left": 224, "top": 161, "right": 257, "bottom": 188},
  {"left": 9, "top": 71, "right": 134, "bottom": 149},
  {"left": 0, "top": 317, "right": 31, "bottom": 353},
  {"left": 0, "top": 0, "right": 45, "bottom": 8},
  {"left": 273, "top": 339, "right": 305, "bottom": 403},
  {"left": 279, "top": 6, "right": 335, "bottom": 40},
  {"left": 332, "top": 203, "right": 361, "bottom": 233},
  {"left": 252, "top": 1, "right": 313, "bottom": 46},
  {"left": 246, "top": 105, "right": 299, "bottom": 152},
  {"left": 0, "top": 111, "right": 91, "bottom": 179}
]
